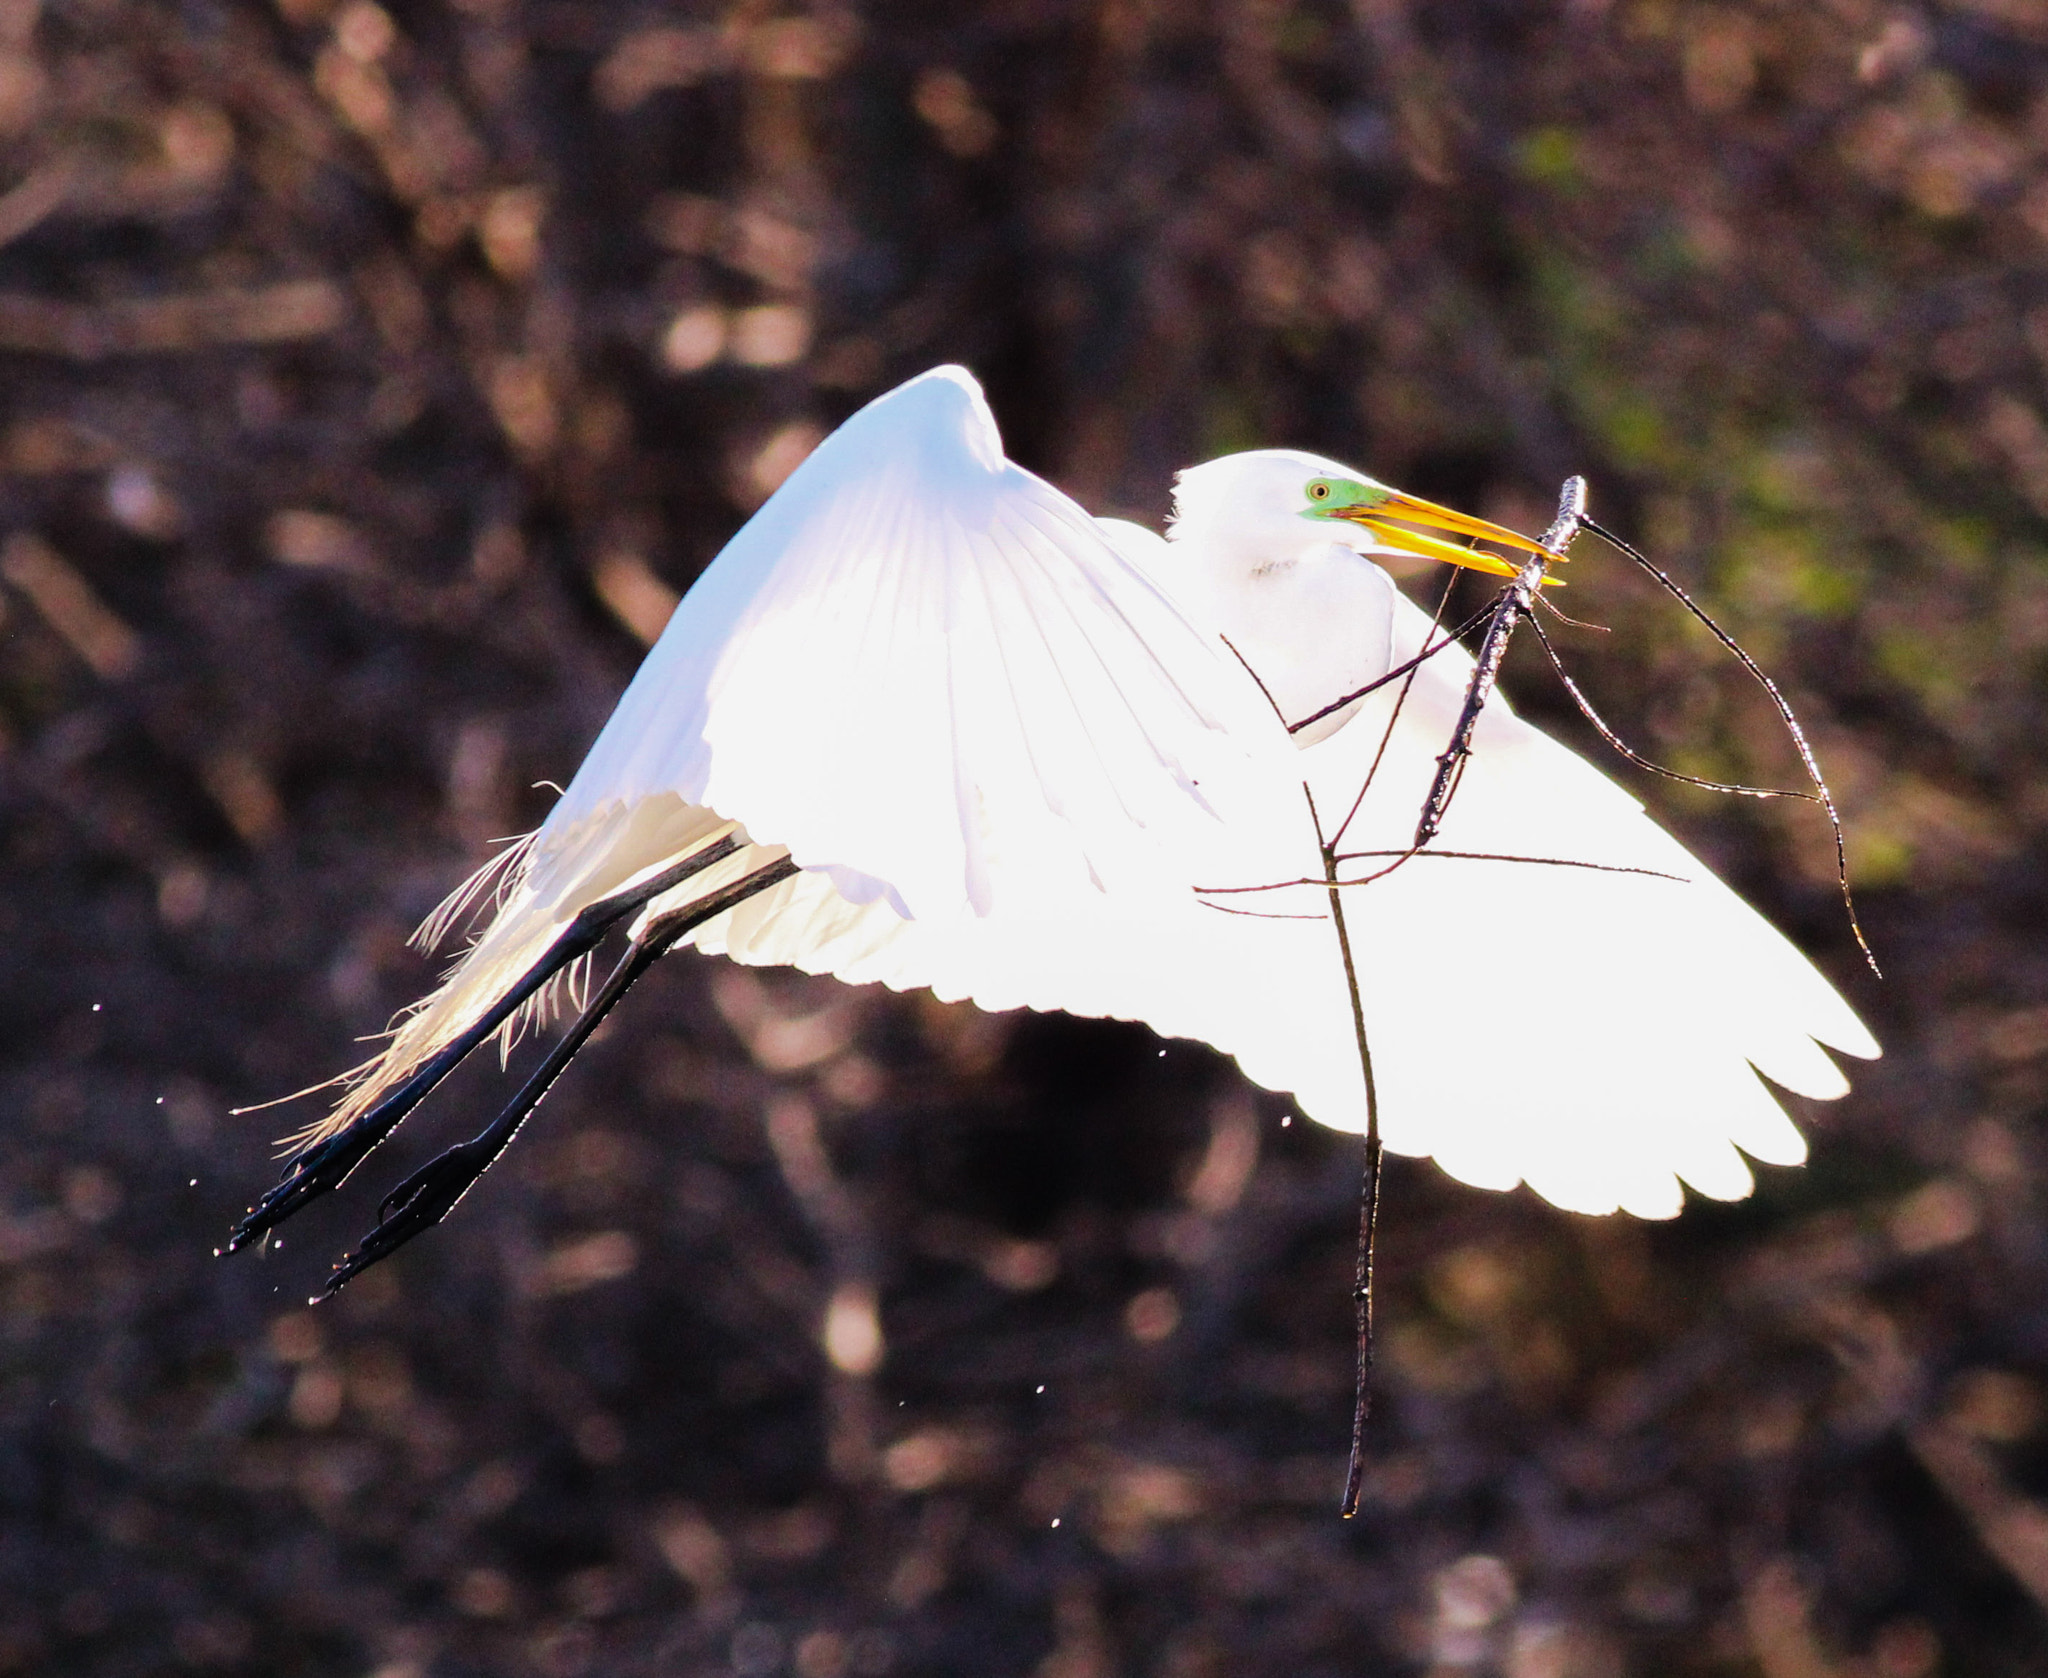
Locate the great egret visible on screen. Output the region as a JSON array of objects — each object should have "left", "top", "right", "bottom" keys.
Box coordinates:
[{"left": 227, "top": 365, "right": 1878, "bottom": 1297}]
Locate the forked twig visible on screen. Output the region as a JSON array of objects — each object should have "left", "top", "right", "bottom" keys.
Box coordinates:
[
  {"left": 1526, "top": 614, "right": 1808, "bottom": 802},
  {"left": 1215, "top": 476, "right": 1878, "bottom": 1520},
  {"left": 1210, "top": 483, "right": 1591, "bottom": 1515},
  {"left": 1335, "top": 477, "right": 1588, "bottom": 1516},
  {"left": 1412, "top": 479, "right": 1586, "bottom": 849}
]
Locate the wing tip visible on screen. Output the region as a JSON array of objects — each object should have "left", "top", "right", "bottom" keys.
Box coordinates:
[{"left": 848, "top": 364, "right": 1003, "bottom": 474}]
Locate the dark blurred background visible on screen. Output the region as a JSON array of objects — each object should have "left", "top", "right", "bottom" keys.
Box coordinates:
[{"left": 1, "top": 1, "right": 2044, "bottom": 1674}]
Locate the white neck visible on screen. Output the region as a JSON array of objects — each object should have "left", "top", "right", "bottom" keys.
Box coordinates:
[{"left": 1168, "top": 534, "right": 1398, "bottom": 746}]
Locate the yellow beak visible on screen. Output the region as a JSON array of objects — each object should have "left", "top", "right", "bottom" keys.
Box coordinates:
[{"left": 1333, "top": 491, "right": 1562, "bottom": 582}]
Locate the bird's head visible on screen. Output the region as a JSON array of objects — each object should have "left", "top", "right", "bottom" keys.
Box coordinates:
[{"left": 1169, "top": 449, "right": 1552, "bottom": 579}]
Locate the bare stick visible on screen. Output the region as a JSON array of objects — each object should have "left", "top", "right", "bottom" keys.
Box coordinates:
[
  {"left": 1333, "top": 568, "right": 1461, "bottom": 849},
  {"left": 1526, "top": 615, "right": 1810, "bottom": 801},
  {"left": 1332, "top": 484, "right": 1588, "bottom": 1513},
  {"left": 1532, "top": 591, "right": 1610, "bottom": 633},
  {"left": 1414, "top": 480, "right": 1587, "bottom": 849},
  {"left": 1221, "top": 634, "right": 1289, "bottom": 727},
  {"left": 1195, "top": 850, "right": 1686, "bottom": 895},
  {"left": 1577, "top": 514, "right": 1877, "bottom": 977},
  {"left": 1305, "top": 783, "right": 1382, "bottom": 1520},
  {"left": 1287, "top": 595, "right": 1499, "bottom": 739},
  {"left": 1194, "top": 900, "right": 1327, "bottom": 920}
]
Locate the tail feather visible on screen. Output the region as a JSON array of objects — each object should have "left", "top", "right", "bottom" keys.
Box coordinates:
[{"left": 289, "top": 795, "right": 741, "bottom": 1150}]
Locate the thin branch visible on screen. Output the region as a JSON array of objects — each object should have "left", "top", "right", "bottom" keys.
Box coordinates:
[
  {"left": 1413, "top": 479, "right": 1588, "bottom": 850},
  {"left": 1286, "top": 595, "right": 1499, "bottom": 737},
  {"left": 1333, "top": 567, "right": 1460, "bottom": 849},
  {"left": 1331, "top": 480, "right": 1585, "bottom": 1513},
  {"left": 1196, "top": 849, "right": 1687, "bottom": 894},
  {"left": 1532, "top": 590, "right": 1610, "bottom": 632},
  {"left": 1194, "top": 899, "right": 1327, "bottom": 921},
  {"left": 1305, "top": 784, "right": 1381, "bottom": 1521},
  {"left": 1526, "top": 614, "right": 1811, "bottom": 802},
  {"left": 1336, "top": 848, "right": 1684, "bottom": 882},
  {"left": 1221, "top": 634, "right": 1288, "bottom": 727},
  {"left": 1578, "top": 514, "right": 1878, "bottom": 978}
]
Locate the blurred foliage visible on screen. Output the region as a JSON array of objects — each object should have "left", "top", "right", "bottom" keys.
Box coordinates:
[{"left": 2, "top": 0, "right": 2048, "bottom": 1675}]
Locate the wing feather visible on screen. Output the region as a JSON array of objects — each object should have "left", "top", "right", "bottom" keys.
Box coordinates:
[
  {"left": 1263, "top": 579, "right": 1877, "bottom": 1214},
  {"left": 314, "top": 368, "right": 1301, "bottom": 1141}
]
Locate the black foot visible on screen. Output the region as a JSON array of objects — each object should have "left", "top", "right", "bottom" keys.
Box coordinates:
[
  {"left": 319, "top": 1137, "right": 499, "bottom": 1298},
  {"left": 225, "top": 1036, "right": 464, "bottom": 1253},
  {"left": 223, "top": 836, "right": 750, "bottom": 1257},
  {"left": 306, "top": 853, "right": 800, "bottom": 1295},
  {"left": 225, "top": 1117, "right": 395, "bottom": 1254}
]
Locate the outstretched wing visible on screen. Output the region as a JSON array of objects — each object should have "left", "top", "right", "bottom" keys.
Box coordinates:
[
  {"left": 840, "top": 512, "right": 1878, "bottom": 1221},
  {"left": 312, "top": 367, "right": 1302, "bottom": 1142},
  {"left": 1241, "top": 581, "right": 1880, "bottom": 1218},
  {"left": 555, "top": 366, "right": 1290, "bottom": 918}
]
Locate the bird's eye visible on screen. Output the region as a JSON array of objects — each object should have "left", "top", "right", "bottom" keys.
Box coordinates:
[{"left": 1309, "top": 482, "right": 1330, "bottom": 501}]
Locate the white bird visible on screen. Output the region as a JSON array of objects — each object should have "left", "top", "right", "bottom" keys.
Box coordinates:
[{"left": 228, "top": 365, "right": 1877, "bottom": 1284}]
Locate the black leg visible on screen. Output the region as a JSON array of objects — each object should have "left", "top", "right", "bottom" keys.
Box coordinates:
[
  {"left": 317, "top": 855, "right": 798, "bottom": 1296},
  {"left": 317, "top": 925, "right": 673, "bottom": 1296},
  {"left": 225, "top": 835, "right": 744, "bottom": 1254}
]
